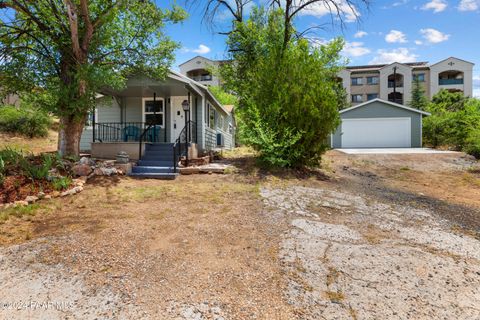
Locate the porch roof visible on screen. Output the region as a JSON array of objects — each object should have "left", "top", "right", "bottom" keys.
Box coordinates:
[{"left": 98, "top": 71, "right": 231, "bottom": 115}]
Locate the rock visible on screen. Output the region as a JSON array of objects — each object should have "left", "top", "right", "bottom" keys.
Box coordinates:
[
  {"left": 103, "top": 160, "right": 116, "bottom": 168},
  {"left": 73, "top": 179, "right": 85, "bottom": 187},
  {"left": 44, "top": 195, "right": 52, "bottom": 200},
  {"left": 100, "top": 167, "right": 117, "bottom": 176},
  {"left": 25, "top": 196, "right": 38, "bottom": 204},
  {"left": 72, "top": 164, "right": 93, "bottom": 177},
  {"left": 52, "top": 191, "right": 61, "bottom": 198},
  {"left": 93, "top": 167, "right": 103, "bottom": 176},
  {"left": 37, "top": 192, "right": 45, "bottom": 199},
  {"left": 79, "top": 156, "right": 95, "bottom": 166},
  {"left": 61, "top": 189, "right": 77, "bottom": 197},
  {"left": 13, "top": 200, "right": 28, "bottom": 207},
  {"left": 73, "top": 186, "right": 84, "bottom": 193}
]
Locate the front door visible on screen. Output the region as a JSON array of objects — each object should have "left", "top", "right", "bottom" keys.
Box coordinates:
[{"left": 172, "top": 98, "right": 185, "bottom": 141}]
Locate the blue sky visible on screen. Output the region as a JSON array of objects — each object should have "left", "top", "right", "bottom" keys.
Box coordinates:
[{"left": 161, "top": 0, "right": 480, "bottom": 97}]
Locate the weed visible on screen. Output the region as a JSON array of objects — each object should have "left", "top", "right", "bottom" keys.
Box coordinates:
[
  {"left": 52, "top": 176, "right": 72, "bottom": 191},
  {"left": 400, "top": 166, "right": 410, "bottom": 171},
  {"left": 0, "top": 204, "right": 40, "bottom": 222}
]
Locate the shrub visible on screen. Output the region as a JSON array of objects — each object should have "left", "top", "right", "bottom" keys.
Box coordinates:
[
  {"left": 464, "top": 128, "right": 480, "bottom": 159},
  {"left": 0, "top": 105, "right": 52, "bottom": 137},
  {"left": 20, "top": 153, "right": 54, "bottom": 180}
]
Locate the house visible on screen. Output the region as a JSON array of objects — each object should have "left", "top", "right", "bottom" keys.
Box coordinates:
[
  {"left": 179, "top": 56, "right": 225, "bottom": 87},
  {"left": 331, "top": 99, "right": 430, "bottom": 149},
  {"left": 339, "top": 57, "right": 474, "bottom": 106},
  {"left": 79, "top": 71, "right": 235, "bottom": 179}
]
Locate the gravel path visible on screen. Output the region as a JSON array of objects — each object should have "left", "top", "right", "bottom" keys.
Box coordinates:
[{"left": 261, "top": 186, "right": 480, "bottom": 319}]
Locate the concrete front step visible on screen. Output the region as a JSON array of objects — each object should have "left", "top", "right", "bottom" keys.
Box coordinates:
[
  {"left": 129, "top": 172, "right": 178, "bottom": 180},
  {"left": 132, "top": 166, "right": 176, "bottom": 174},
  {"left": 137, "top": 160, "right": 174, "bottom": 167},
  {"left": 145, "top": 143, "right": 174, "bottom": 151}
]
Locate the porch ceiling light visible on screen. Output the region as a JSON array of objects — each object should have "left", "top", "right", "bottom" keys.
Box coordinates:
[{"left": 182, "top": 99, "right": 190, "bottom": 111}]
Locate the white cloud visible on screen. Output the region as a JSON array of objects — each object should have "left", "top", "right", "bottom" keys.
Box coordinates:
[
  {"left": 420, "top": 28, "right": 450, "bottom": 43},
  {"left": 385, "top": 30, "right": 408, "bottom": 43},
  {"left": 354, "top": 31, "right": 368, "bottom": 38},
  {"left": 298, "top": 0, "right": 359, "bottom": 22},
  {"left": 192, "top": 44, "right": 211, "bottom": 54},
  {"left": 342, "top": 42, "right": 371, "bottom": 57},
  {"left": 421, "top": 0, "right": 448, "bottom": 13},
  {"left": 369, "top": 48, "right": 418, "bottom": 64},
  {"left": 415, "top": 40, "right": 423, "bottom": 45},
  {"left": 458, "top": 0, "right": 479, "bottom": 11}
]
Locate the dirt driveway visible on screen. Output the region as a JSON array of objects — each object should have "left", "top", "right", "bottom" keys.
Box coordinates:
[{"left": 0, "top": 150, "right": 479, "bottom": 319}]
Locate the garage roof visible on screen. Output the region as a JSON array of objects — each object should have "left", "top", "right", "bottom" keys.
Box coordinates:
[{"left": 340, "top": 99, "right": 431, "bottom": 116}]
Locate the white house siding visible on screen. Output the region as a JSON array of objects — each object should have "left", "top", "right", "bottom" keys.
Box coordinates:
[{"left": 203, "top": 99, "right": 235, "bottom": 151}]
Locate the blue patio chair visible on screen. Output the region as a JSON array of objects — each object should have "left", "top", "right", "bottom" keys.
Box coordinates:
[
  {"left": 146, "top": 125, "right": 162, "bottom": 142},
  {"left": 123, "top": 125, "right": 140, "bottom": 142}
]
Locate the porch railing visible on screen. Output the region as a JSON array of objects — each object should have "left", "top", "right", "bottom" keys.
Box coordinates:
[
  {"left": 93, "top": 122, "right": 165, "bottom": 143},
  {"left": 173, "top": 120, "right": 196, "bottom": 172}
]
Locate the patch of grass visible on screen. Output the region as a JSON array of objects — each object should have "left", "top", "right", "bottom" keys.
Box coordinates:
[
  {"left": 461, "top": 173, "right": 480, "bottom": 187},
  {"left": 467, "top": 166, "right": 480, "bottom": 174},
  {"left": 221, "top": 146, "right": 257, "bottom": 159},
  {"left": 399, "top": 166, "right": 410, "bottom": 171},
  {"left": 0, "top": 204, "right": 40, "bottom": 222}
]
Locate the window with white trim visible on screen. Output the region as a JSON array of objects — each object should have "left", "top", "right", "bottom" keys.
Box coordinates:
[
  {"left": 143, "top": 99, "right": 164, "bottom": 126},
  {"left": 351, "top": 94, "right": 363, "bottom": 103}
]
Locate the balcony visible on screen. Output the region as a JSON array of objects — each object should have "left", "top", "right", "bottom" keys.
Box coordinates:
[
  {"left": 388, "top": 81, "right": 404, "bottom": 88},
  {"left": 439, "top": 78, "right": 464, "bottom": 85}
]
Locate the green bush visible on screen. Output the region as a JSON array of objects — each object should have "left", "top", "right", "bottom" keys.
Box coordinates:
[
  {"left": 0, "top": 105, "right": 52, "bottom": 137},
  {"left": 465, "top": 128, "right": 480, "bottom": 159},
  {"left": 423, "top": 90, "right": 480, "bottom": 158}
]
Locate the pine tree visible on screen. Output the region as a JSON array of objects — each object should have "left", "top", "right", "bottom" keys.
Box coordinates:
[{"left": 409, "top": 76, "right": 429, "bottom": 110}]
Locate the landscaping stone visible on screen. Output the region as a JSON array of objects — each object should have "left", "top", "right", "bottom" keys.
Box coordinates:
[
  {"left": 72, "top": 164, "right": 93, "bottom": 177},
  {"left": 13, "top": 200, "right": 28, "bottom": 207},
  {"left": 25, "top": 196, "right": 38, "bottom": 204},
  {"left": 100, "top": 167, "right": 117, "bottom": 176},
  {"left": 44, "top": 195, "right": 52, "bottom": 200},
  {"left": 37, "top": 192, "right": 45, "bottom": 199},
  {"left": 79, "top": 157, "right": 95, "bottom": 166},
  {"left": 180, "top": 167, "right": 200, "bottom": 175}
]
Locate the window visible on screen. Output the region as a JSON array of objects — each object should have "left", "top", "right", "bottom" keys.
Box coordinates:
[
  {"left": 367, "top": 76, "right": 379, "bottom": 85},
  {"left": 351, "top": 94, "right": 363, "bottom": 103},
  {"left": 209, "top": 104, "right": 216, "bottom": 129},
  {"left": 143, "top": 98, "right": 164, "bottom": 126},
  {"left": 367, "top": 93, "right": 378, "bottom": 101},
  {"left": 351, "top": 77, "right": 363, "bottom": 86},
  {"left": 414, "top": 73, "right": 425, "bottom": 82},
  {"left": 229, "top": 123, "right": 233, "bottom": 134},
  {"left": 218, "top": 115, "right": 224, "bottom": 130}
]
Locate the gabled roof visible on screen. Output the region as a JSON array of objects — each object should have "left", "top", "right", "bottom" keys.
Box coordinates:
[
  {"left": 178, "top": 55, "right": 215, "bottom": 67},
  {"left": 169, "top": 70, "right": 230, "bottom": 115},
  {"left": 340, "top": 99, "right": 431, "bottom": 116},
  {"left": 430, "top": 56, "right": 475, "bottom": 67}
]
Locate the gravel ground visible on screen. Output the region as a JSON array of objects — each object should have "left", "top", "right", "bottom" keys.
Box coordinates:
[{"left": 261, "top": 186, "right": 480, "bottom": 319}]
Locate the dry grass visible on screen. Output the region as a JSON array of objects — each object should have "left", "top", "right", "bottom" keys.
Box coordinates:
[{"left": 0, "top": 130, "right": 58, "bottom": 154}]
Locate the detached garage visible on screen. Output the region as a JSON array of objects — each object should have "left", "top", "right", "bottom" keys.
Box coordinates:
[{"left": 331, "top": 99, "right": 430, "bottom": 149}]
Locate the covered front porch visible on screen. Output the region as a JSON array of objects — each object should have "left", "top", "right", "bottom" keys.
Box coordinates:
[{"left": 81, "top": 73, "right": 204, "bottom": 160}]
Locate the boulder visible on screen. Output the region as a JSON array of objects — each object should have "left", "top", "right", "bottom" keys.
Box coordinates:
[
  {"left": 79, "top": 156, "right": 95, "bottom": 166},
  {"left": 72, "top": 164, "right": 93, "bottom": 177},
  {"left": 100, "top": 167, "right": 117, "bottom": 176},
  {"left": 37, "top": 192, "right": 46, "bottom": 199}
]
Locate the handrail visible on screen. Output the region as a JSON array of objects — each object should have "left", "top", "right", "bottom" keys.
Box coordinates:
[
  {"left": 138, "top": 123, "right": 155, "bottom": 160},
  {"left": 172, "top": 120, "right": 196, "bottom": 171}
]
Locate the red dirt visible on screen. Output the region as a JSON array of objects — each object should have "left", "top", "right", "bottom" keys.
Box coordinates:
[{"left": 0, "top": 175, "right": 54, "bottom": 204}]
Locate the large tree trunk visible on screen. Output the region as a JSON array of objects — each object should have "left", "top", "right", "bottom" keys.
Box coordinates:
[{"left": 57, "top": 113, "right": 88, "bottom": 157}]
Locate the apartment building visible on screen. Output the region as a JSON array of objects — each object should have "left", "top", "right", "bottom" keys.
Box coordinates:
[
  {"left": 339, "top": 57, "right": 474, "bottom": 106},
  {"left": 179, "top": 56, "right": 223, "bottom": 87}
]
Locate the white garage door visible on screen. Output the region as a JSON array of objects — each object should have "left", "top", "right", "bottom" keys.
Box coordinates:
[{"left": 341, "top": 117, "right": 411, "bottom": 148}]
